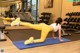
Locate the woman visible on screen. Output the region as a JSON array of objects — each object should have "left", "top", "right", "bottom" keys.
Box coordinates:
[{"left": 11, "top": 17, "right": 64, "bottom": 45}]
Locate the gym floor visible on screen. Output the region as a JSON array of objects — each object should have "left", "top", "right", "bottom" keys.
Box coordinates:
[
  {"left": 0, "top": 26, "right": 80, "bottom": 53},
  {"left": 0, "top": 35, "right": 80, "bottom": 53}
]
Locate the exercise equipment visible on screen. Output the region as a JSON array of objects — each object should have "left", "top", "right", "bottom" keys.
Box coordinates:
[
  {"left": 13, "top": 37, "right": 70, "bottom": 49},
  {"left": 0, "top": 19, "right": 6, "bottom": 41},
  {"left": 38, "top": 12, "right": 52, "bottom": 24},
  {"left": 63, "top": 33, "right": 71, "bottom": 36},
  {"left": 64, "top": 12, "right": 80, "bottom": 35},
  {"left": 66, "top": 12, "right": 80, "bottom": 16},
  {"left": 72, "top": 18, "right": 77, "bottom": 22},
  {"left": 76, "top": 18, "right": 80, "bottom": 22},
  {"left": 12, "top": 12, "right": 35, "bottom": 23},
  {"left": 75, "top": 31, "right": 80, "bottom": 34},
  {"left": 64, "top": 18, "right": 69, "bottom": 22}
]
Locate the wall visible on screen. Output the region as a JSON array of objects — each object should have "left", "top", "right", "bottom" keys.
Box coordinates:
[
  {"left": 39, "top": 0, "right": 62, "bottom": 23},
  {"left": 61, "top": 0, "right": 80, "bottom": 19}
]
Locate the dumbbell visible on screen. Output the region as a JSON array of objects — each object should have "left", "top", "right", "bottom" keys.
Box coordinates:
[
  {"left": 76, "top": 12, "right": 78, "bottom": 16},
  {"left": 63, "top": 33, "right": 71, "bottom": 36},
  {"left": 68, "top": 18, "right": 74, "bottom": 22},
  {"left": 77, "top": 12, "right": 79, "bottom": 16},
  {"left": 62, "top": 23, "right": 70, "bottom": 28},
  {"left": 75, "top": 24, "right": 80, "bottom": 29},
  {"left": 73, "top": 24, "right": 79, "bottom": 29},
  {"left": 70, "top": 24, "right": 75, "bottom": 28},
  {"left": 71, "top": 24, "right": 75, "bottom": 29},
  {"left": 69, "top": 13, "right": 73, "bottom": 17},
  {"left": 72, "top": 18, "right": 77, "bottom": 22},
  {"left": 72, "top": 24, "right": 76, "bottom": 29},
  {"left": 71, "top": 18, "right": 74, "bottom": 22},
  {"left": 73, "top": 12, "right": 77, "bottom": 16},
  {"left": 66, "top": 24, "right": 70, "bottom": 28},
  {"left": 78, "top": 12, "right": 80, "bottom": 16},
  {"left": 67, "top": 18, "right": 71, "bottom": 22},
  {"left": 79, "top": 18, "right": 80, "bottom": 22},
  {"left": 69, "top": 24, "right": 75, "bottom": 28},
  {"left": 64, "top": 18, "right": 68, "bottom": 21},
  {"left": 68, "top": 24, "right": 71, "bottom": 28},
  {"left": 76, "top": 18, "right": 80, "bottom": 22},
  {"left": 66, "top": 13, "right": 68, "bottom": 16},
  {"left": 68, "top": 18, "right": 71, "bottom": 22},
  {"left": 66, "top": 13, "right": 70, "bottom": 16},
  {"left": 70, "top": 18, "right": 74, "bottom": 22},
  {"left": 62, "top": 23, "right": 67, "bottom": 28},
  {"left": 71, "top": 12, "right": 74, "bottom": 16},
  {"left": 75, "top": 18, "right": 78, "bottom": 22}
]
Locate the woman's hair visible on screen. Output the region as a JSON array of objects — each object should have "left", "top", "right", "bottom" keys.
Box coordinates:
[{"left": 55, "top": 17, "right": 62, "bottom": 25}]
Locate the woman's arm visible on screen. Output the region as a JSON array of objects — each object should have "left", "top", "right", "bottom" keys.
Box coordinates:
[
  {"left": 52, "top": 31, "right": 56, "bottom": 39},
  {"left": 58, "top": 28, "right": 64, "bottom": 42}
]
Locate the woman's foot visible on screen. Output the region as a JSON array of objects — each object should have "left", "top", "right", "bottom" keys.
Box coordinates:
[
  {"left": 24, "top": 37, "right": 34, "bottom": 45},
  {"left": 11, "top": 18, "right": 20, "bottom": 26}
]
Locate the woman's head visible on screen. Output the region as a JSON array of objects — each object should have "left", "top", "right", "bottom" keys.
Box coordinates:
[{"left": 55, "top": 17, "right": 62, "bottom": 24}]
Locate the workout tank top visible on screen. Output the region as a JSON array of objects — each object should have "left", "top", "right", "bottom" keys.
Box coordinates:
[{"left": 50, "top": 23, "right": 61, "bottom": 32}]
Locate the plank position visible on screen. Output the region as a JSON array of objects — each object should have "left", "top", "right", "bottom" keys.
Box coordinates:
[{"left": 11, "top": 17, "right": 64, "bottom": 45}]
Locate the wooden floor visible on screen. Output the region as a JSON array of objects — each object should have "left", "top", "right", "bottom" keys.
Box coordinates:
[{"left": 0, "top": 35, "right": 80, "bottom": 53}]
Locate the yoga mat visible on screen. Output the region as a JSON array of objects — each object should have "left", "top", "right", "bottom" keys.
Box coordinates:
[
  {"left": 5, "top": 29, "right": 80, "bottom": 49},
  {"left": 13, "top": 38, "right": 70, "bottom": 50}
]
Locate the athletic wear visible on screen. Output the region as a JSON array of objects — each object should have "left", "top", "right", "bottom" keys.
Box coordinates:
[{"left": 50, "top": 23, "right": 61, "bottom": 32}]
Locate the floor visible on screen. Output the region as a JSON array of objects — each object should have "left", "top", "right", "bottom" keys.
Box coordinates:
[{"left": 0, "top": 34, "right": 80, "bottom": 53}]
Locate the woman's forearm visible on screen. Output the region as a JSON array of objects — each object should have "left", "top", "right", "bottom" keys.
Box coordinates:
[{"left": 58, "top": 29, "right": 62, "bottom": 40}]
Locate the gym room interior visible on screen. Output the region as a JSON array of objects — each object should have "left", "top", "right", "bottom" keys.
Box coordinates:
[{"left": 0, "top": 0, "right": 80, "bottom": 53}]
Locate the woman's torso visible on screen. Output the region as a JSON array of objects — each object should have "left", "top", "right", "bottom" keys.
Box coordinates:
[{"left": 50, "top": 23, "right": 61, "bottom": 32}]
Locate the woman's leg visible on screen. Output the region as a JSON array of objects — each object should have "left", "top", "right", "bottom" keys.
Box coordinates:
[
  {"left": 11, "top": 18, "right": 53, "bottom": 44},
  {"left": 33, "top": 24, "right": 53, "bottom": 43},
  {"left": 20, "top": 22, "right": 42, "bottom": 30},
  {"left": 11, "top": 18, "right": 42, "bottom": 30},
  {"left": 24, "top": 24, "right": 53, "bottom": 44},
  {"left": 1, "top": 17, "right": 11, "bottom": 20}
]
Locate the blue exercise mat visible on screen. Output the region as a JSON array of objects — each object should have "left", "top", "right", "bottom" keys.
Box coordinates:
[{"left": 13, "top": 38, "right": 71, "bottom": 50}]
